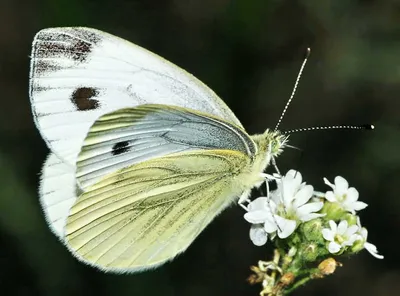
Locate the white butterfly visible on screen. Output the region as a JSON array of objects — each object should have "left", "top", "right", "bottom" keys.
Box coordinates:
[{"left": 30, "top": 27, "right": 288, "bottom": 273}]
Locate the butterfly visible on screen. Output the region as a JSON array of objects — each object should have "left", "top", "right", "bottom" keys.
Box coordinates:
[{"left": 29, "top": 27, "right": 288, "bottom": 273}]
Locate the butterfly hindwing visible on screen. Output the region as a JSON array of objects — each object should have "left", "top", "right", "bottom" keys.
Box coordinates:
[
  {"left": 76, "top": 104, "right": 256, "bottom": 190},
  {"left": 30, "top": 27, "right": 242, "bottom": 166},
  {"left": 65, "top": 150, "right": 252, "bottom": 272},
  {"left": 40, "top": 104, "right": 257, "bottom": 241}
]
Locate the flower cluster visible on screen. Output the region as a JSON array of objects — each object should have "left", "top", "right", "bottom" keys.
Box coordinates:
[
  {"left": 245, "top": 170, "right": 323, "bottom": 245},
  {"left": 244, "top": 170, "right": 383, "bottom": 295},
  {"left": 244, "top": 169, "right": 382, "bottom": 259}
]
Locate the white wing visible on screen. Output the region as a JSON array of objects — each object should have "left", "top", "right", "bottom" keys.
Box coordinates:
[
  {"left": 30, "top": 27, "right": 241, "bottom": 166},
  {"left": 39, "top": 153, "right": 78, "bottom": 239}
]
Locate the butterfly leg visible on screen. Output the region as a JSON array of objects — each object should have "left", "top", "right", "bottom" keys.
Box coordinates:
[
  {"left": 238, "top": 190, "right": 252, "bottom": 210},
  {"left": 263, "top": 171, "right": 284, "bottom": 233},
  {"left": 271, "top": 156, "right": 281, "bottom": 176},
  {"left": 238, "top": 173, "right": 277, "bottom": 211}
]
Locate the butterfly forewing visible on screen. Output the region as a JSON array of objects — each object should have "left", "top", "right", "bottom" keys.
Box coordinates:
[
  {"left": 39, "top": 153, "right": 79, "bottom": 238},
  {"left": 30, "top": 27, "right": 242, "bottom": 166},
  {"left": 65, "top": 150, "right": 251, "bottom": 272},
  {"left": 76, "top": 104, "right": 256, "bottom": 190}
]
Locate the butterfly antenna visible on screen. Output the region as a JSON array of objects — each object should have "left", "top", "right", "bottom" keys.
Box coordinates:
[
  {"left": 274, "top": 48, "right": 311, "bottom": 132},
  {"left": 283, "top": 124, "right": 374, "bottom": 134}
]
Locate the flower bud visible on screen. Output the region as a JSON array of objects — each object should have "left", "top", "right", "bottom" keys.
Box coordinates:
[
  {"left": 302, "top": 242, "right": 319, "bottom": 262},
  {"left": 318, "top": 258, "right": 342, "bottom": 275},
  {"left": 343, "top": 213, "right": 358, "bottom": 226},
  {"left": 321, "top": 202, "right": 346, "bottom": 220},
  {"left": 301, "top": 218, "right": 324, "bottom": 241},
  {"left": 350, "top": 237, "right": 365, "bottom": 253},
  {"left": 280, "top": 272, "right": 295, "bottom": 286}
]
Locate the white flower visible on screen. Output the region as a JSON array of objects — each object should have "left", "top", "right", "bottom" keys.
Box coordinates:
[
  {"left": 272, "top": 170, "right": 325, "bottom": 222},
  {"left": 264, "top": 212, "right": 297, "bottom": 239},
  {"left": 244, "top": 197, "right": 275, "bottom": 245},
  {"left": 324, "top": 176, "right": 367, "bottom": 214},
  {"left": 244, "top": 197, "right": 294, "bottom": 240},
  {"left": 322, "top": 220, "right": 359, "bottom": 254},
  {"left": 244, "top": 170, "right": 324, "bottom": 241},
  {"left": 356, "top": 217, "right": 384, "bottom": 259}
]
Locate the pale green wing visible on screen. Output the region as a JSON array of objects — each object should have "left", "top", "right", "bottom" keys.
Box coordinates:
[
  {"left": 65, "top": 149, "right": 252, "bottom": 273},
  {"left": 76, "top": 104, "right": 256, "bottom": 190}
]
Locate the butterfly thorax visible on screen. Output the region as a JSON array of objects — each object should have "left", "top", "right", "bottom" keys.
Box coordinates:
[
  {"left": 228, "top": 130, "right": 286, "bottom": 199},
  {"left": 251, "top": 129, "right": 288, "bottom": 175}
]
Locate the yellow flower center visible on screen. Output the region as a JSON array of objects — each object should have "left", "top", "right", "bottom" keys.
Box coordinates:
[{"left": 334, "top": 234, "right": 345, "bottom": 244}]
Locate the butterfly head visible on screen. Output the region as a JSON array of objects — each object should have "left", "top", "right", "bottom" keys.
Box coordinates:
[
  {"left": 251, "top": 130, "right": 288, "bottom": 164},
  {"left": 263, "top": 129, "right": 288, "bottom": 158}
]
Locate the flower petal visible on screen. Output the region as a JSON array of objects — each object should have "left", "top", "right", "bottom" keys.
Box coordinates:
[
  {"left": 281, "top": 170, "right": 302, "bottom": 204},
  {"left": 293, "top": 185, "right": 314, "bottom": 208},
  {"left": 345, "top": 187, "right": 359, "bottom": 202},
  {"left": 356, "top": 216, "right": 362, "bottom": 227},
  {"left": 334, "top": 176, "right": 349, "bottom": 196},
  {"left": 270, "top": 189, "right": 282, "bottom": 204},
  {"left": 345, "top": 225, "right": 359, "bottom": 237},
  {"left": 360, "top": 227, "right": 368, "bottom": 240},
  {"left": 296, "top": 201, "right": 324, "bottom": 220},
  {"left": 364, "top": 242, "right": 384, "bottom": 259},
  {"left": 244, "top": 210, "right": 271, "bottom": 224},
  {"left": 328, "top": 241, "right": 341, "bottom": 253},
  {"left": 287, "top": 170, "right": 302, "bottom": 184},
  {"left": 300, "top": 212, "right": 325, "bottom": 222},
  {"left": 322, "top": 228, "right": 334, "bottom": 241},
  {"left": 329, "top": 220, "right": 337, "bottom": 232},
  {"left": 249, "top": 224, "right": 268, "bottom": 246},
  {"left": 343, "top": 234, "right": 359, "bottom": 246},
  {"left": 325, "top": 191, "right": 337, "bottom": 202},
  {"left": 313, "top": 191, "right": 326, "bottom": 198},
  {"left": 349, "top": 201, "right": 368, "bottom": 212},
  {"left": 264, "top": 217, "right": 279, "bottom": 233},
  {"left": 248, "top": 197, "right": 269, "bottom": 211},
  {"left": 275, "top": 216, "right": 297, "bottom": 239},
  {"left": 323, "top": 177, "right": 335, "bottom": 189},
  {"left": 337, "top": 220, "right": 348, "bottom": 235}
]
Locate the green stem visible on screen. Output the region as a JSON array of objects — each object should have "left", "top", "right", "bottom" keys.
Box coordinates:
[{"left": 284, "top": 276, "right": 313, "bottom": 294}]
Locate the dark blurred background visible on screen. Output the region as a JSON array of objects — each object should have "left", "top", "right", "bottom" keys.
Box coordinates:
[{"left": 0, "top": 0, "right": 399, "bottom": 295}]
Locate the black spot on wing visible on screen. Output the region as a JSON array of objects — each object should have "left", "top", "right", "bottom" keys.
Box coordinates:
[
  {"left": 112, "top": 141, "right": 131, "bottom": 156},
  {"left": 71, "top": 87, "right": 100, "bottom": 111}
]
